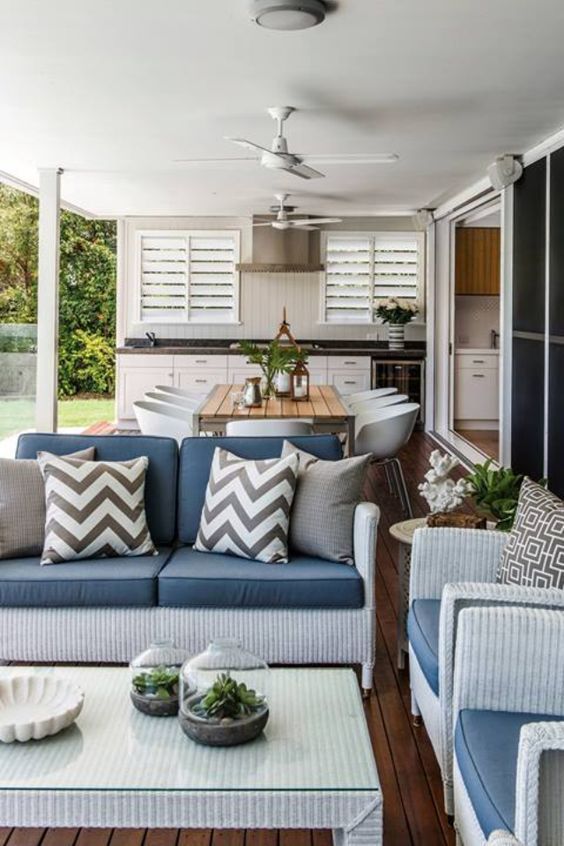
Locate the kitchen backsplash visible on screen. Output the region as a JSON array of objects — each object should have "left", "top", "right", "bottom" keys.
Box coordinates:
[{"left": 455, "top": 295, "right": 500, "bottom": 348}]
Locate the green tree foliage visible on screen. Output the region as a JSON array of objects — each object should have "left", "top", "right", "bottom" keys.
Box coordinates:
[{"left": 0, "top": 184, "right": 116, "bottom": 397}]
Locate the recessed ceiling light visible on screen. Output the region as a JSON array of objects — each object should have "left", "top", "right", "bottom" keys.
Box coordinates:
[{"left": 250, "top": 0, "right": 327, "bottom": 31}]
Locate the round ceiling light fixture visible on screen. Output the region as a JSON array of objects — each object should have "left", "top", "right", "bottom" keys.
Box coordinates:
[{"left": 250, "top": 0, "right": 327, "bottom": 31}]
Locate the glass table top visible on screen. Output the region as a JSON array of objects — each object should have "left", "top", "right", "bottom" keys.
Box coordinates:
[{"left": 0, "top": 667, "right": 379, "bottom": 793}]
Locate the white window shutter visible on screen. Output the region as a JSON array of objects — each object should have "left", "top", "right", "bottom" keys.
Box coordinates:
[
  {"left": 373, "top": 233, "right": 421, "bottom": 302},
  {"left": 188, "top": 235, "right": 238, "bottom": 323},
  {"left": 139, "top": 231, "right": 240, "bottom": 324},
  {"left": 324, "top": 236, "right": 373, "bottom": 323},
  {"left": 140, "top": 235, "right": 188, "bottom": 321},
  {"left": 323, "top": 232, "right": 423, "bottom": 323}
]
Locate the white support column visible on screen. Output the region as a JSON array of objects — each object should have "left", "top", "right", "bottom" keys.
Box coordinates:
[{"left": 35, "top": 168, "right": 62, "bottom": 432}]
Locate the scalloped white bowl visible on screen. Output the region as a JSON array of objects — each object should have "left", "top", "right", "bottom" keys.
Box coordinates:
[{"left": 0, "top": 675, "right": 84, "bottom": 743}]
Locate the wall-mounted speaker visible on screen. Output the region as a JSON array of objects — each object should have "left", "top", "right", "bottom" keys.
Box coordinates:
[{"left": 487, "top": 155, "right": 523, "bottom": 190}]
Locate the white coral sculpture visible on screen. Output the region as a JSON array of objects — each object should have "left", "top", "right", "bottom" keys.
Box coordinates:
[{"left": 418, "top": 449, "right": 472, "bottom": 514}]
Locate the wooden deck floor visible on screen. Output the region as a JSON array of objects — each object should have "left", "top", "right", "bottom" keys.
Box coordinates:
[{"left": 3, "top": 431, "right": 456, "bottom": 846}]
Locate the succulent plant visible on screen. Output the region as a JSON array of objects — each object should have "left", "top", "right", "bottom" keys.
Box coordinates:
[
  {"left": 132, "top": 666, "right": 179, "bottom": 700},
  {"left": 193, "top": 673, "right": 265, "bottom": 720}
]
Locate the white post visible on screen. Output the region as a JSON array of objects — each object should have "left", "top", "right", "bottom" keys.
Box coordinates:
[{"left": 35, "top": 168, "right": 62, "bottom": 432}]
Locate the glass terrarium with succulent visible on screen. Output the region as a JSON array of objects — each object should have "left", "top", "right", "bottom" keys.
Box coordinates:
[
  {"left": 178, "top": 639, "right": 269, "bottom": 746},
  {"left": 130, "top": 639, "right": 187, "bottom": 717}
]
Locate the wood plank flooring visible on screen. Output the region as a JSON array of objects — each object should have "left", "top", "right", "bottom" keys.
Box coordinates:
[{"left": 4, "top": 431, "right": 455, "bottom": 846}]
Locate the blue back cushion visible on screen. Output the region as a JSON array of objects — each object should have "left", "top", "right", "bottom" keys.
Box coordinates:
[
  {"left": 177, "top": 435, "right": 343, "bottom": 544},
  {"left": 16, "top": 433, "right": 178, "bottom": 545}
]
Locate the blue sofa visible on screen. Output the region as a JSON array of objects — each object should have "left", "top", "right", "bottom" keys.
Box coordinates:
[{"left": 2, "top": 433, "right": 379, "bottom": 691}]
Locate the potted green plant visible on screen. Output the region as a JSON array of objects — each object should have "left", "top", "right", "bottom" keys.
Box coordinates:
[
  {"left": 179, "top": 672, "right": 268, "bottom": 747},
  {"left": 375, "top": 298, "right": 419, "bottom": 349},
  {"left": 239, "top": 340, "right": 306, "bottom": 398},
  {"left": 464, "top": 460, "right": 545, "bottom": 531}
]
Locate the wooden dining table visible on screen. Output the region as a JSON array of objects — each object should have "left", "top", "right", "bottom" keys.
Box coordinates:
[{"left": 195, "top": 383, "right": 355, "bottom": 452}]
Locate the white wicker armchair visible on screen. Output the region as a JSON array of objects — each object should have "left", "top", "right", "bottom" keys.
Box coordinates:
[
  {"left": 452, "top": 606, "right": 564, "bottom": 846},
  {"left": 408, "top": 527, "right": 564, "bottom": 815}
]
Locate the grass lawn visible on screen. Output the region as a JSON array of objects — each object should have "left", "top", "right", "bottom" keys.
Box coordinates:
[
  {"left": 58, "top": 397, "right": 115, "bottom": 428},
  {"left": 0, "top": 396, "right": 115, "bottom": 440}
]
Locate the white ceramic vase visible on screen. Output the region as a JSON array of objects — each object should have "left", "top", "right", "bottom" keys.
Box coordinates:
[{"left": 387, "top": 323, "right": 405, "bottom": 350}]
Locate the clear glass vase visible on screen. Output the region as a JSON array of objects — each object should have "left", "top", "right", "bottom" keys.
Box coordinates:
[
  {"left": 130, "top": 639, "right": 187, "bottom": 717},
  {"left": 178, "top": 639, "right": 270, "bottom": 746}
]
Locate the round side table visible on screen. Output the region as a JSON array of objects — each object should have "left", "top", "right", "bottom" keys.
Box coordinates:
[{"left": 389, "top": 517, "right": 427, "bottom": 669}]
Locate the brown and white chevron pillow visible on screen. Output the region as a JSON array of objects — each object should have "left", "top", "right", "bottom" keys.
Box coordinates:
[
  {"left": 39, "top": 455, "right": 157, "bottom": 565},
  {"left": 194, "top": 448, "right": 299, "bottom": 564}
]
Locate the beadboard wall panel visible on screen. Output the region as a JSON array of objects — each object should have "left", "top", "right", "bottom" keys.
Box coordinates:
[{"left": 118, "top": 216, "right": 425, "bottom": 344}]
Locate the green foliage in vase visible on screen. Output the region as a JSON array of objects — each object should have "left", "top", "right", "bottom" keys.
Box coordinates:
[
  {"left": 0, "top": 183, "right": 116, "bottom": 397},
  {"left": 465, "top": 459, "right": 546, "bottom": 531},
  {"left": 193, "top": 672, "right": 265, "bottom": 720},
  {"left": 239, "top": 340, "right": 307, "bottom": 395},
  {"left": 132, "top": 666, "right": 179, "bottom": 700}
]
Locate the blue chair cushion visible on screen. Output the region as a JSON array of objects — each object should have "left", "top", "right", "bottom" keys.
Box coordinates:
[
  {"left": 0, "top": 548, "right": 173, "bottom": 607},
  {"left": 158, "top": 545, "right": 364, "bottom": 608},
  {"left": 177, "top": 435, "right": 343, "bottom": 544},
  {"left": 16, "top": 434, "right": 178, "bottom": 545},
  {"left": 407, "top": 598, "right": 441, "bottom": 695},
  {"left": 455, "top": 709, "right": 563, "bottom": 837}
]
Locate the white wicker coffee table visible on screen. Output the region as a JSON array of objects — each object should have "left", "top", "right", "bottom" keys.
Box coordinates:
[{"left": 0, "top": 666, "right": 382, "bottom": 845}]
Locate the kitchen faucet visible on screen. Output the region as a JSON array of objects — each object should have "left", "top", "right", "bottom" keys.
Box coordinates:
[{"left": 490, "top": 329, "right": 500, "bottom": 350}]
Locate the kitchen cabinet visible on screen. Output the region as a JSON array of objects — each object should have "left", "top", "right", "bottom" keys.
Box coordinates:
[
  {"left": 327, "top": 355, "right": 370, "bottom": 396},
  {"left": 117, "top": 354, "right": 174, "bottom": 422},
  {"left": 454, "top": 351, "right": 499, "bottom": 422},
  {"left": 455, "top": 228, "right": 501, "bottom": 295}
]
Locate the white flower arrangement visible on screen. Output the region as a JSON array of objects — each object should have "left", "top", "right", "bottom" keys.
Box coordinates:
[
  {"left": 375, "top": 297, "right": 419, "bottom": 325},
  {"left": 418, "top": 449, "right": 472, "bottom": 514}
]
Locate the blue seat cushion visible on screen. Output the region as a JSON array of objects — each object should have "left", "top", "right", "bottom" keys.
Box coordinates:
[
  {"left": 455, "top": 709, "right": 563, "bottom": 837},
  {"left": 158, "top": 545, "right": 364, "bottom": 608},
  {"left": 177, "top": 435, "right": 343, "bottom": 543},
  {"left": 407, "top": 599, "right": 441, "bottom": 695},
  {"left": 0, "top": 548, "right": 173, "bottom": 607},
  {"left": 16, "top": 434, "right": 178, "bottom": 545}
]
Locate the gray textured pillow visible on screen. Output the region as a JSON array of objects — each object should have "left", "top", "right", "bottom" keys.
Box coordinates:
[
  {"left": 497, "top": 477, "right": 564, "bottom": 589},
  {"left": 0, "top": 447, "right": 95, "bottom": 559},
  {"left": 281, "top": 441, "right": 370, "bottom": 564}
]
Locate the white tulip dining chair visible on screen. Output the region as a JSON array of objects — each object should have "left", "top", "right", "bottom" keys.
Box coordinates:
[
  {"left": 354, "top": 403, "right": 420, "bottom": 517},
  {"left": 133, "top": 401, "right": 193, "bottom": 445}
]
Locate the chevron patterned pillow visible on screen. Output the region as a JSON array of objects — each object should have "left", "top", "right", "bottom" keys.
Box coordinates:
[
  {"left": 39, "top": 455, "right": 157, "bottom": 565},
  {"left": 497, "top": 477, "right": 564, "bottom": 589},
  {"left": 194, "top": 448, "right": 299, "bottom": 564}
]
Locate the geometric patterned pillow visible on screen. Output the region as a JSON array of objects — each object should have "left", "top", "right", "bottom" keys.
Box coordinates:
[
  {"left": 497, "top": 477, "right": 564, "bottom": 589},
  {"left": 194, "top": 448, "right": 299, "bottom": 564},
  {"left": 39, "top": 455, "right": 157, "bottom": 565}
]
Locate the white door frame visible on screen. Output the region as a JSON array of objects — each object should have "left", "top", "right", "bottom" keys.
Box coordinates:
[{"left": 431, "top": 188, "right": 509, "bottom": 465}]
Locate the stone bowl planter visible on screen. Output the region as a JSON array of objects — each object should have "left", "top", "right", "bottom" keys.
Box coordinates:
[
  {"left": 130, "top": 689, "right": 179, "bottom": 717},
  {"left": 0, "top": 675, "right": 84, "bottom": 743},
  {"left": 178, "top": 693, "right": 269, "bottom": 746}
]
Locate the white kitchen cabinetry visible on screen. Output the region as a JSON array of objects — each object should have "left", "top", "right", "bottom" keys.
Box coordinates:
[
  {"left": 118, "top": 355, "right": 175, "bottom": 423},
  {"left": 454, "top": 351, "right": 499, "bottom": 423},
  {"left": 327, "top": 356, "right": 371, "bottom": 396}
]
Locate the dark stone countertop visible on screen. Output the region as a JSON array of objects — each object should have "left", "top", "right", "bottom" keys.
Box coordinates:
[{"left": 117, "top": 339, "right": 426, "bottom": 359}]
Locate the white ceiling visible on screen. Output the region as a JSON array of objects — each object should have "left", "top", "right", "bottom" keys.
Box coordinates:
[{"left": 2, "top": 0, "right": 564, "bottom": 218}]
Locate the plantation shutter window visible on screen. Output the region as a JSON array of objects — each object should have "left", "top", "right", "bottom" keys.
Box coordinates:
[
  {"left": 322, "top": 232, "right": 424, "bottom": 323},
  {"left": 138, "top": 231, "right": 240, "bottom": 324}
]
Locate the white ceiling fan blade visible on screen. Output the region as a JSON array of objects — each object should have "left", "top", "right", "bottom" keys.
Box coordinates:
[
  {"left": 304, "top": 153, "right": 399, "bottom": 165},
  {"left": 225, "top": 137, "right": 276, "bottom": 156},
  {"left": 252, "top": 222, "right": 275, "bottom": 227},
  {"left": 291, "top": 225, "right": 318, "bottom": 231},
  {"left": 173, "top": 156, "right": 256, "bottom": 163},
  {"left": 286, "top": 162, "right": 325, "bottom": 180},
  {"left": 291, "top": 217, "right": 342, "bottom": 226}
]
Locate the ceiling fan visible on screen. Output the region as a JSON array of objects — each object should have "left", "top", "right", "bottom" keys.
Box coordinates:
[
  {"left": 253, "top": 193, "right": 342, "bottom": 230},
  {"left": 174, "top": 106, "right": 398, "bottom": 180}
]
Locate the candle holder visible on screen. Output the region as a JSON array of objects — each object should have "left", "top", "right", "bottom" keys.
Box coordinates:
[{"left": 291, "top": 360, "right": 310, "bottom": 401}]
